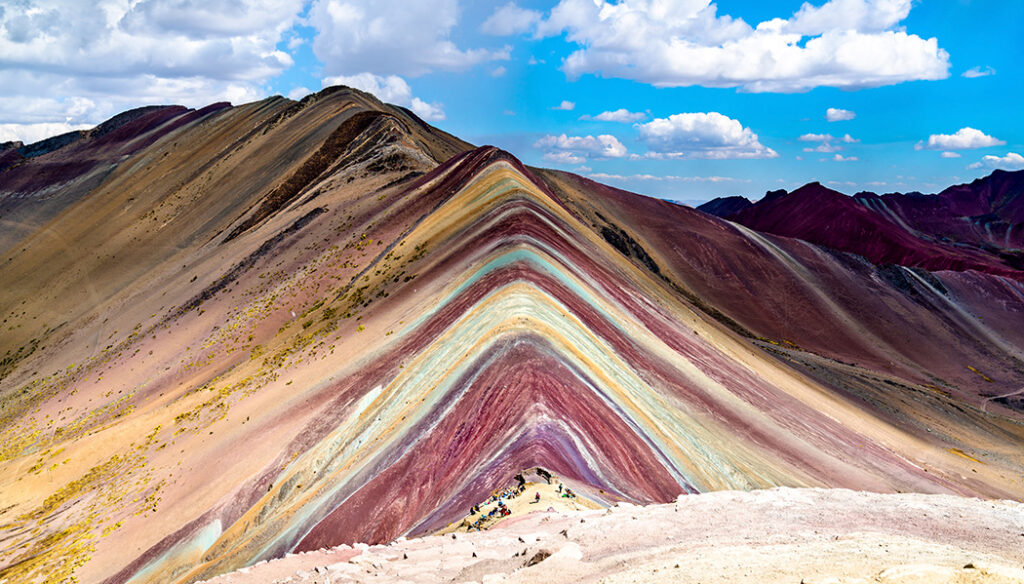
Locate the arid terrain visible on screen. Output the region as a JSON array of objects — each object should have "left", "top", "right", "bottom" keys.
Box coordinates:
[{"left": 1, "top": 87, "right": 1022, "bottom": 584}]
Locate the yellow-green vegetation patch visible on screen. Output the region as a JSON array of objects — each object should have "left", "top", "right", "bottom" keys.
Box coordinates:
[{"left": 0, "top": 448, "right": 164, "bottom": 584}]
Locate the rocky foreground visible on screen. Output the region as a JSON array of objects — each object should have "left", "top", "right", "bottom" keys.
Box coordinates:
[{"left": 201, "top": 488, "right": 1024, "bottom": 584}]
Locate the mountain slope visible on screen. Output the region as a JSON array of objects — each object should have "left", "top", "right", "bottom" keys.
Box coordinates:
[{"left": 1, "top": 90, "right": 1022, "bottom": 584}]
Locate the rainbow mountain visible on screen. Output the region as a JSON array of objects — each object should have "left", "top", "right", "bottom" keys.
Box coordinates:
[{"left": 1, "top": 87, "right": 1022, "bottom": 584}]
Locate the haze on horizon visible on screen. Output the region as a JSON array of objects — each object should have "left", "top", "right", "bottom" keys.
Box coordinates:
[{"left": 0, "top": 0, "right": 1021, "bottom": 204}]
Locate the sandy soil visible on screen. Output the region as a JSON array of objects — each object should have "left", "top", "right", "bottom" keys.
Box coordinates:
[{"left": 198, "top": 487, "right": 1024, "bottom": 584}]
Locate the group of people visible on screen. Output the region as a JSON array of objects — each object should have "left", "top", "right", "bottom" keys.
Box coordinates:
[
  {"left": 460, "top": 469, "right": 578, "bottom": 532},
  {"left": 466, "top": 484, "right": 527, "bottom": 531},
  {"left": 557, "top": 483, "right": 577, "bottom": 499}
]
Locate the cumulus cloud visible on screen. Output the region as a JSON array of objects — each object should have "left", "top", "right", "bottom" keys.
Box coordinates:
[
  {"left": 800, "top": 133, "right": 834, "bottom": 142},
  {"left": 826, "top": 107, "right": 856, "bottom": 122},
  {"left": 967, "top": 153, "right": 1024, "bottom": 171},
  {"left": 0, "top": 0, "right": 305, "bottom": 139},
  {"left": 309, "top": 0, "right": 509, "bottom": 78},
  {"left": 630, "top": 112, "right": 775, "bottom": 159},
  {"left": 832, "top": 154, "right": 858, "bottom": 162},
  {"left": 552, "top": 100, "right": 576, "bottom": 111},
  {"left": 322, "top": 73, "right": 445, "bottom": 121},
  {"left": 0, "top": 122, "right": 95, "bottom": 144},
  {"left": 805, "top": 143, "right": 840, "bottom": 153},
  {"left": 535, "top": 133, "right": 628, "bottom": 160},
  {"left": 490, "top": 66, "right": 507, "bottom": 77},
  {"left": 481, "top": 2, "right": 542, "bottom": 36},
  {"left": 962, "top": 66, "right": 996, "bottom": 78},
  {"left": 940, "top": 151, "right": 961, "bottom": 159},
  {"left": 287, "top": 86, "right": 312, "bottom": 100},
  {"left": 0, "top": 0, "right": 299, "bottom": 80},
  {"left": 542, "top": 151, "right": 587, "bottom": 165},
  {"left": 800, "top": 132, "right": 857, "bottom": 153},
  {"left": 916, "top": 127, "right": 1005, "bottom": 151},
  {"left": 581, "top": 109, "right": 647, "bottom": 123},
  {"left": 522, "top": 0, "right": 948, "bottom": 92}
]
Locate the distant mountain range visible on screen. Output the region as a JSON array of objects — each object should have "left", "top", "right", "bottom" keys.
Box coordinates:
[{"left": 698, "top": 171, "right": 1024, "bottom": 278}]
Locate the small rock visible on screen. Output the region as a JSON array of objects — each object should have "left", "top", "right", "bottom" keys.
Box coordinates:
[
  {"left": 559, "top": 529, "right": 568, "bottom": 538},
  {"left": 524, "top": 550, "right": 551, "bottom": 567}
]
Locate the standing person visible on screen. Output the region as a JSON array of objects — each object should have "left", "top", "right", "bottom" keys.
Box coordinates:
[{"left": 534, "top": 492, "right": 540, "bottom": 503}]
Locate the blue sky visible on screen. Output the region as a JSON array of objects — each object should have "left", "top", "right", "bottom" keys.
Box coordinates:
[{"left": 1, "top": 0, "right": 1021, "bottom": 205}]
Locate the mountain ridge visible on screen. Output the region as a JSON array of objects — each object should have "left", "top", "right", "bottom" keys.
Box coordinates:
[
  {"left": 2, "top": 88, "right": 1023, "bottom": 584},
  {"left": 698, "top": 172, "right": 1024, "bottom": 278}
]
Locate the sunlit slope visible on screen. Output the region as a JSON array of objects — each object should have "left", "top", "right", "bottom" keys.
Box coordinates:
[{"left": 0, "top": 92, "right": 1022, "bottom": 584}]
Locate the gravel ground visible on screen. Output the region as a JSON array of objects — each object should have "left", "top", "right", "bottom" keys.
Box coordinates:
[{"left": 199, "top": 488, "right": 1024, "bottom": 584}]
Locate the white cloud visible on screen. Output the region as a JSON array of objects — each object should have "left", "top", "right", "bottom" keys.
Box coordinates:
[
  {"left": 804, "top": 143, "right": 840, "bottom": 153},
  {"left": 322, "top": 73, "right": 446, "bottom": 121},
  {"left": 637, "top": 112, "right": 776, "bottom": 159},
  {"left": 481, "top": 2, "right": 542, "bottom": 36},
  {"left": 962, "top": 66, "right": 996, "bottom": 78},
  {"left": 409, "top": 98, "right": 446, "bottom": 121},
  {"left": 799, "top": 132, "right": 858, "bottom": 153},
  {"left": 967, "top": 153, "right": 1024, "bottom": 171},
  {"left": 787, "top": 0, "right": 911, "bottom": 34},
  {"left": 552, "top": 100, "right": 576, "bottom": 111},
  {"left": 916, "top": 127, "right": 1005, "bottom": 151},
  {"left": 940, "top": 151, "right": 961, "bottom": 159},
  {"left": 490, "top": 66, "right": 507, "bottom": 77},
  {"left": 0, "top": 122, "right": 94, "bottom": 144},
  {"left": 832, "top": 154, "right": 858, "bottom": 162},
  {"left": 287, "top": 86, "right": 312, "bottom": 100},
  {"left": 543, "top": 151, "right": 587, "bottom": 165},
  {"left": 535, "top": 133, "right": 628, "bottom": 159},
  {"left": 309, "top": 0, "right": 509, "bottom": 78},
  {"left": 581, "top": 109, "right": 647, "bottom": 123},
  {"left": 533, "top": 0, "right": 948, "bottom": 92},
  {"left": 0, "top": 1, "right": 299, "bottom": 81},
  {"left": 826, "top": 107, "right": 856, "bottom": 121},
  {"left": 0, "top": 0, "right": 305, "bottom": 132},
  {"left": 799, "top": 133, "right": 833, "bottom": 142}
]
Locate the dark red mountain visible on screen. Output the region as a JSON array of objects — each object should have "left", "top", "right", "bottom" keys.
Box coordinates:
[{"left": 701, "top": 175, "right": 1024, "bottom": 279}]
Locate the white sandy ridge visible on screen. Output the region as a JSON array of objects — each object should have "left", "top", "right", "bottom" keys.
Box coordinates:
[{"left": 198, "top": 487, "right": 1024, "bottom": 584}]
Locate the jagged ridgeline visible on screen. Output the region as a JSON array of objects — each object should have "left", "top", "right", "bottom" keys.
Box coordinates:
[{"left": 1, "top": 87, "right": 1023, "bottom": 584}]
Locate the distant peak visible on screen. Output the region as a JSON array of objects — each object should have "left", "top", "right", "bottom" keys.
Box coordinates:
[{"left": 789, "top": 181, "right": 843, "bottom": 199}]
